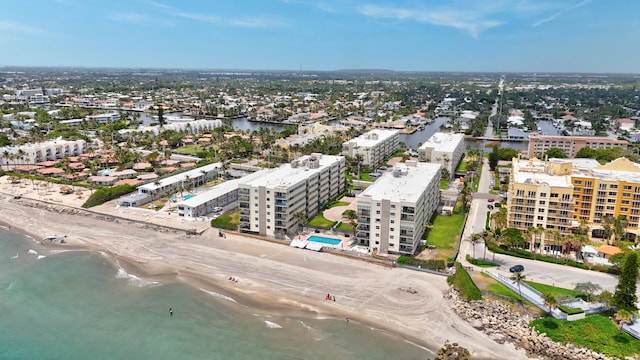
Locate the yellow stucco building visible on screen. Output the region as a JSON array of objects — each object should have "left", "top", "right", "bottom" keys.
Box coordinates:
[{"left": 507, "top": 157, "right": 640, "bottom": 253}]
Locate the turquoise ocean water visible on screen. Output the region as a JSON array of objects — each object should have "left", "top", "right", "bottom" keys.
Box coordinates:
[{"left": 0, "top": 228, "right": 433, "bottom": 360}]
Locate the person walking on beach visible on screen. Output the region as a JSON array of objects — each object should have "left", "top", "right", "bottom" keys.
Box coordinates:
[{"left": 169, "top": 308, "right": 173, "bottom": 317}]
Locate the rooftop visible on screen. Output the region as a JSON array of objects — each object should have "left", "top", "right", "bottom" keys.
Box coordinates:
[
  {"left": 343, "top": 129, "right": 399, "bottom": 148},
  {"left": 358, "top": 161, "right": 441, "bottom": 203},
  {"left": 419, "top": 132, "right": 465, "bottom": 153},
  {"left": 240, "top": 154, "right": 343, "bottom": 190}
]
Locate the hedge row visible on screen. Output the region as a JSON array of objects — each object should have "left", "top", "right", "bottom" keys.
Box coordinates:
[
  {"left": 486, "top": 241, "right": 620, "bottom": 275},
  {"left": 465, "top": 254, "right": 499, "bottom": 267},
  {"left": 396, "top": 256, "right": 446, "bottom": 271},
  {"left": 447, "top": 262, "right": 482, "bottom": 301},
  {"left": 81, "top": 185, "right": 136, "bottom": 208}
]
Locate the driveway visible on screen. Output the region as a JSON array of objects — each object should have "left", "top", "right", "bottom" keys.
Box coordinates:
[{"left": 324, "top": 196, "right": 357, "bottom": 222}]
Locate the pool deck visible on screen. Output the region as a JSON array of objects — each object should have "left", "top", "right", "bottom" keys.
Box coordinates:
[{"left": 299, "top": 231, "right": 356, "bottom": 250}]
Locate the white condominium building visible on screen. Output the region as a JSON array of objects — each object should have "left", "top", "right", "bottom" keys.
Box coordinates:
[
  {"left": 0, "top": 139, "right": 86, "bottom": 165},
  {"left": 342, "top": 129, "right": 400, "bottom": 168},
  {"left": 238, "top": 153, "right": 345, "bottom": 238},
  {"left": 418, "top": 132, "right": 465, "bottom": 178},
  {"left": 356, "top": 161, "right": 441, "bottom": 255}
]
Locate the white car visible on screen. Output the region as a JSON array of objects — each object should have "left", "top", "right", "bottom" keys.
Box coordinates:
[{"left": 212, "top": 206, "right": 223, "bottom": 213}]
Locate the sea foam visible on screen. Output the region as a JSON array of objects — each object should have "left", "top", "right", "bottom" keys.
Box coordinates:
[
  {"left": 37, "top": 255, "right": 46, "bottom": 260},
  {"left": 115, "top": 268, "right": 161, "bottom": 288},
  {"left": 27, "top": 249, "right": 38, "bottom": 255},
  {"left": 264, "top": 320, "right": 283, "bottom": 329},
  {"left": 199, "top": 288, "right": 237, "bottom": 303}
]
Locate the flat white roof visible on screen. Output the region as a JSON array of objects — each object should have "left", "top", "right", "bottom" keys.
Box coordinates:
[
  {"left": 419, "top": 132, "right": 465, "bottom": 153},
  {"left": 359, "top": 162, "right": 441, "bottom": 202},
  {"left": 138, "top": 162, "right": 220, "bottom": 191},
  {"left": 343, "top": 129, "right": 399, "bottom": 148},
  {"left": 179, "top": 170, "right": 269, "bottom": 208},
  {"left": 240, "top": 154, "right": 343, "bottom": 190}
]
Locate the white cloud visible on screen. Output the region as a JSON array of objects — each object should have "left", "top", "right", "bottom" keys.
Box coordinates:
[
  {"left": 358, "top": 4, "right": 502, "bottom": 37},
  {"left": 142, "top": 1, "right": 287, "bottom": 28},
  {"left": 108, "top": 13, "right": 150, "bottom": 25},
  {"left": 0, "top": 20, "right": 51, "bottom": 36}
]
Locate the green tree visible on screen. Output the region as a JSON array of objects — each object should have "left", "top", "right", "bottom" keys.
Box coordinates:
[
  {"left": 574, "top": 282, "right": 601, "bottom": 301},
  {"left": 613, "top": 252, "right": 639, "bottom": 311},
  {"left": 510, "top": 270, "right": 526, "bottom": 300},
  {"left": 545, "top": 147, "right": 568, "bottom": 159},
  {"left": 542, "top": 293, "right": 558, "bottom": 316}
]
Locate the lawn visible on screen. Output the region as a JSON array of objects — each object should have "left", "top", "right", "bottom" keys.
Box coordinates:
[
  {"left": 337, "top": 222, "right": 355, "bottom": 232},
  {"left": 526, "top": 281, "right": 583, "bottom": 298},
  {"left": 440, "top": 178, "right": 449, "bottom": 189},
  {"left": 530, "top": 315, "right": 640, "bottom": 358},
  {"left": 456, "top": 160, "right": 467, "bottom": 171},
  {"left": 307, "top": 214, "right": 337, "bottom": 228},
  {"left": 425, "top": 213, "right": 465, "bottom": 260},
  {"left": 328, "top": 201, "right": 350, "bottom": 209},
  {"left": 174, "top": 144, "right": 203, "bottom": 156}
]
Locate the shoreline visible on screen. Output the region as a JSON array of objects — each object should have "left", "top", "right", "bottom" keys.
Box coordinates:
[{"left": 0, "top": 194, "right": 530, "bottom": 359}]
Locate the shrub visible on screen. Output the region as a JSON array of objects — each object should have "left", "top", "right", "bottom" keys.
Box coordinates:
[
  {"left": 81, "top": 185, "right": 136, "bottom": 208},
  {"left": 210, "top": 215, "right": 237, "bottom": 230},
  {"left": 397, "top": 256, "right": 446, "bottom": 271}
]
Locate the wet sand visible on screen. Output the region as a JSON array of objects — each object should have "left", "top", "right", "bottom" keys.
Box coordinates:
[{"left": 0, "top": 192, "right": 530, "bottom": 359}]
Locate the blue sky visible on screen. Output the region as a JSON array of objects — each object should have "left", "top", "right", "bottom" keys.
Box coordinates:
[{"left": 1, "top": 0, "right": 637, "bottom": 73}]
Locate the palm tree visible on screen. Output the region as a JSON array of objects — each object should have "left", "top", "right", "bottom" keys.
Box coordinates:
[
  {"left": 470, "top": 233, "right": 481, "bottom": 259},
  {"left": 293, "top": 211, "right": 307, "bottom": 234},
  {"left": 542, "top": 293, "right": 558, "bottom": 316},
  {"left": 510, "top": 270, "right": 526, "bottom": 301}
]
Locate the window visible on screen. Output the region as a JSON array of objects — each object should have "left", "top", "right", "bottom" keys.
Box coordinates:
[
  {"left": 539, "top": 200, "right": 546, "bottom": 205},
  {"left": 550, "top": 193, "right": 559, "bottom": 198},
  {"left": 528, "top": 191, "right": 536, "bottom": 197},
  {"left": 376, "top": 210, "right": 381, "bottom": 215},
  {"left": 537, "top": 216, "right": 544, "bottom": 221},
  {"left": 599, "top": 184, "right": 607, "bottom": 190},
  {"left": 390, "top": 220, "right": 395, "bottom": 224},
  {"left": 538, "top": 208, "right": 545, "bottom": 213},
  {"left": 540, "top": 193, "right": 547, "bottom": 198},
  {"left": 390, "top": 228, "right": 394, "bottom": 231}
]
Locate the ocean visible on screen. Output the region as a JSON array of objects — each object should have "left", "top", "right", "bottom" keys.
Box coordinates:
[{"left": 0, "top": 227, "right": 433, "bottom": 360}]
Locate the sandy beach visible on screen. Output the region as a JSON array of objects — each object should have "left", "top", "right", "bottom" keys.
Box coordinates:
[{"left": 0, "top": 186, "right": 530, "bottom": 359}]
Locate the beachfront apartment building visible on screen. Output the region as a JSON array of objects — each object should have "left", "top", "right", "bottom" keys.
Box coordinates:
[
  {"left": 418, "top": 132, "right": 465, "bottom": 179},
  {"left": 118, "top": 163, "right": 221, "bottom": 207},
  {"left": 176, "top": 170, "right": 268, "bottom": 220},
  {"left": 507, "top": 156, "right": 640, "bottom": 253},
  {"left": 527, "top": 134, "right": 628, "bottom": 158},
  {"left": 0, "top": 139, "right": 86, "bottom": 166},
  {"left": 342, "top": 129, "right": 400, "bottom": 168},
  {"left": 238, "top": 154, "right": 345, "bottom": 238},
  {"left": 571, "top": 157, "right": 640, "bottom": 242},
  {"left": 356, "top": 161, "right": 441, "bottom": 256}
]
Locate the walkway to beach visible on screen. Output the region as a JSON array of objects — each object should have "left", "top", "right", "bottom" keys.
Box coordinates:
[{"left": 323, "top": 196, "right": 357, "bottom": 222}]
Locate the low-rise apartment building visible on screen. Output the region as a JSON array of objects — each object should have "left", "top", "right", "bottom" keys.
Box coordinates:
[
  {"left": 0, "top": 139, "right": 86, "bottom": 165},
  {"left": 418, "top": 132, "right": 465, "bottom": 179},
  {"left": 176, "top": 170, "right": 268, "bottom": 220},
  {"left": 118, "top": 163, "right": 221, "bottom": 207},
  {"left": 238, "top": 154, "right": 345, "bottom": 238},
  {"left": 342, "top": 129, "right": 399, "bottom": 168},
  {"left": 356, "top": 161, "right": 441, "bottom": 255},
  {"left": 528, "top": 134, "right": 628, "bottom": 158}
]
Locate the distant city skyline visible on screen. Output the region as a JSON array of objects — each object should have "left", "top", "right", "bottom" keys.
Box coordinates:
[{"left": 1, "top": 0, "right": 638, "bottom": 74}]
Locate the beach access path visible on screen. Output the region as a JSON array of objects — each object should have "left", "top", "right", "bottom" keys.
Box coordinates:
[{"left": 0, "top": 193, "right": 531, "bottom": 360}]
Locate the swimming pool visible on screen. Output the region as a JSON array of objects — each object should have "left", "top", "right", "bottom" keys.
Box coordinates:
[
  {"left": 306, "top": 235, "right": 342, "bottom": 245},
  {"left": 171, "top": 194, "right": 196, "bottom": 201}
]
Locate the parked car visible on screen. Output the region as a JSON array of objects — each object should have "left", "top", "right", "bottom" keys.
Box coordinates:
[
  {"left": 488, "top": 198, "right": 495, "bottom": 203},
  {"left": 212, "top": 206, "right": 223, "bottom": 213},
  {"left": 509, "top": 264, "right": 524, "bottom": 273},
  {"left": 487, "top": 205, "right": 494, "bottom": 210}
]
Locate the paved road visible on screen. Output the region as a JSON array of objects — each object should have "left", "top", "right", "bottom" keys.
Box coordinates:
[{"left": 458, "top": 126, "right": 634, "bottom": 297}]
